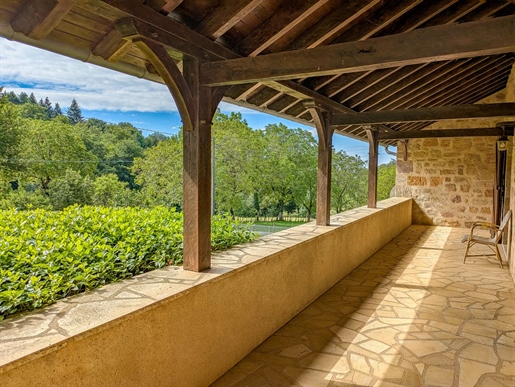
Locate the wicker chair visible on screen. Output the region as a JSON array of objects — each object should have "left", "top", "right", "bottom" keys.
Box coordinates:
[{"left": 462, "top": 210, "right": 512, "bottom": 268}]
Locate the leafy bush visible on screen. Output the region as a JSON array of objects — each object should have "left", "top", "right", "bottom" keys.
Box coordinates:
[{"left": 0, "top": 206, "right": 256, "bottom": 319}]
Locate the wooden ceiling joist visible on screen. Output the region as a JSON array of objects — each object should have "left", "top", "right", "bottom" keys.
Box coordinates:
[
  {"left": 201, "top": 15, "right": 515, "bottom": 86},
  {"left": 11, "top": 0, "right": 74, "bottom": 40},
  {"left": 377, "top": 127, "right": 514, "bottom": 141},
  {"left": 331, "top": 103, "right": 515, "bottom": 126}
]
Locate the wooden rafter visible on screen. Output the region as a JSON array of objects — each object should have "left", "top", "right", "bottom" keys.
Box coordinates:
[
  {"left": 375, "top": 0, "right": 461, "bottom": 37},
  {"left": 419, "top": 0, "right": 486, "bottom": 28},
  {"left": 286, "top": 0, "right": 381, "bottom": 50},
  {"left": 11, "top": 0, "right": 74, "bottom": 39},
  {"left": 195, "top": 0, "right": 262, "bottom": 40},
  {"left": 201, "top": 15, "right": 515, "bottom": 86},
  {"left": 401, "top": 59, "right": 512, "bottom": 109},
  {"left": 233, "top": 0, "right": 329, "bottom": 57},
  {"left": 332, "top": 0, "right": 423, "bottom": 43},
  {"left": 368, "top": 56, "right": 506, "bottom": 111},
  {"left": 331, "top": 103, "right": 515, "bottom": 126},
  {"left": 160, "top": 0, "right": 183, "bottom": 14}
]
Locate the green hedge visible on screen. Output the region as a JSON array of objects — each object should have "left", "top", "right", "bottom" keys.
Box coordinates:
[{"left": 0, "top": 206, "right": 256, "bottom": 319}]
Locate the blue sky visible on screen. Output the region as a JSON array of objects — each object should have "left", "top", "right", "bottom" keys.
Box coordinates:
[{"left": 0, "top": 38, "right": 394, "bottom": 164}]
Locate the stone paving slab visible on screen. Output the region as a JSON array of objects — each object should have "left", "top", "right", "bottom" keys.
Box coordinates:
[{"left": 212, "top": 225, "right": 515, "bottom": 387}]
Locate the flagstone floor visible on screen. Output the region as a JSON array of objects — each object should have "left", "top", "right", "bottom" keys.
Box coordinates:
[{"left": 211, "top": 225, "right": 515, "bottom": 387}]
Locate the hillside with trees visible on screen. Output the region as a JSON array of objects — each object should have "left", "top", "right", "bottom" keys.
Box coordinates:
[{"left": 0, "top": 90, "right": 396, "bottom": 219}]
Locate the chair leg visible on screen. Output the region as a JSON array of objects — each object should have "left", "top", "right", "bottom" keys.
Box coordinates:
[
  {"left": 463, "top": 241, "right": 471, "bottom": 264},
  {"left": 494, "top": 244, "right": 504, "bottom": 269}
]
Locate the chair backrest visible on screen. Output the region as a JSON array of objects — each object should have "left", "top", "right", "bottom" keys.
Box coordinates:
[{"left": 496, "top": 210, "right": 512, "bottom": 242}]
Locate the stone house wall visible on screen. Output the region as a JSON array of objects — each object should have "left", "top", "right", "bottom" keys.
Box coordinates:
[
  {"left": 396, "top": 66, "right": 515, "bottom": 228},
  {"left": 395, "top": 63, "right": 515, "bottom": 282},
  {"left": 396, "top": 136, "right": 497, "bottom": 227}
]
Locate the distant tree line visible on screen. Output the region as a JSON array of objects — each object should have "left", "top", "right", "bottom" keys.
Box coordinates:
[{"left": 0, "top": 90, "right": 396, "bottom": 219}]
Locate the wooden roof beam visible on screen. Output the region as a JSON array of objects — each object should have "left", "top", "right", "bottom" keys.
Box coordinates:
[
  {"left": 331, "top": 103, "right": 515, "bottom": 126},
  {"left": 104, "top": 0, "right": 240, "bottom": 60},
  {"left": 201, "top": 15, "right": 515, "bottom": 86},
  {"left": 103, "top": 0, "right": 395, "bottom": 132},
  {"left": 92, "top": 26, "right": 132, "bottom": 61},
  {"left": 378, "top": 127, "right": 514, "bottom": 141},
  {"left": 11, "top": 0, "right": 74, "bottom": 40},
  {"left": 195, "top": 0, "right": 262, "bottom": 40}
]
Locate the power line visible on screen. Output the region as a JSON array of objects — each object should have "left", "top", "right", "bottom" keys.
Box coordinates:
[{"left": 0, "top": 159, "right": 133, "bottom": 164}]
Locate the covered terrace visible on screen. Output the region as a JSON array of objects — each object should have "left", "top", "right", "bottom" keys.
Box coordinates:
[{"left": 1, "top": 1, "right": 515, "bottom": 386}]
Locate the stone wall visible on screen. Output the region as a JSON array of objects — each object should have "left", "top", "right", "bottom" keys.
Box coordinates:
[
  {"left": 396, "top": 65, "right": 515, "bottom": 228},
  {"left": 396, "top": 136, "right": 497, "bottom": 227}
]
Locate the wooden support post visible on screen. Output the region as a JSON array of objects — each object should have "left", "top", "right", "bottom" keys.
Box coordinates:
[
  {"left": 366, "top": 128, "right": 379, "bottom": 208},
  {"left": 117, "top": 25, "right": 227, "bottom": 271},
  {"left": 304, "top": 100, "right": 333, "bottom": 225},
  {"left": 182, "top": 57, "right": 215, "bottom": 272}
]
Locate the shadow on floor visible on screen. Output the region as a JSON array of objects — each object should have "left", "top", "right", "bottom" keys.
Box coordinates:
[{"left": 211, "top": 225, "right": 515, "bottom": 387}]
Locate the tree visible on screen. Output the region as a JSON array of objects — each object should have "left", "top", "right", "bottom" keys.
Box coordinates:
[
  {"left": 93, "top": 174, "right": 128, "bottom": 207},
  {"left": 212, "top": 112, "right": 262, "bottom": 218},
  {"left": 5, "top": 91, "right": 20, "bottom": 104},
  {"left": 144, "top": 132, "right": 168, "bottom": 148},
  {"left": 331, "top": 151, "right": 367, "bottom": 213},
  {"left": 76, "top": 120, "right": 145, "bottom": 186},
  {"left": 54, "top": 102, "right": 63, "bottom": 116},
  {"left": 18, "top": 92, "right": 29, "bottom": 104},
  {"left": 20, "top": 102, "right": 49, "bottom": 120},
  {"left": 258, "top": 124, "right": 315, "bottom": 221},
  {"left": 0, "top": 96, "right": 22, "bottom": 177},
  {"left": 132, "top": 135, "right": 183, "bottom": 207},
  {"left": 377, "top": 160, "right": 396, "bottom": 200},
  {"left": 67, "top": 98, "right": 84, "bottom": 124},
  {"left": 29, "top": 92, "right": 37, "bottom": 104},
  {"left": 43, "top": 97, "right": 54, "bottom": 118},
  {"left": 20, "top": 119, "right": 97, "bottom": 190},
  {"left": 289, "top": 130, "right": 317, "bottom": 220},
  {"left": 48, "top": 169, "right": 94, "bottom": 210}
]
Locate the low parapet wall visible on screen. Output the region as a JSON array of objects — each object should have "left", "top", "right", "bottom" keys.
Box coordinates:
[{"left": 0, "top": 198, "right": 412, "bottom": 387}]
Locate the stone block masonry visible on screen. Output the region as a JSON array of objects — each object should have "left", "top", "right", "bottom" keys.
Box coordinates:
[
  {"left": 396, "top": 80, "right": 515, "bottom": 228},
  {"left": 396, "top": 137, "right": 496, "bottom": 227}
]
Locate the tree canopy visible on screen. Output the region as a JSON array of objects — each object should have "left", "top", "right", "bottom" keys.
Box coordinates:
[{"left": 0, "top": 90, "right": 397, "bottom": 217}]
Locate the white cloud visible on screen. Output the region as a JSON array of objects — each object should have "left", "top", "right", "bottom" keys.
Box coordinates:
[
  {"left": 0, "top": 39, "right": 282, "bottom": 115},
  {"left": 0, "top": 39, "right": 177, "bottom": 112}
]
